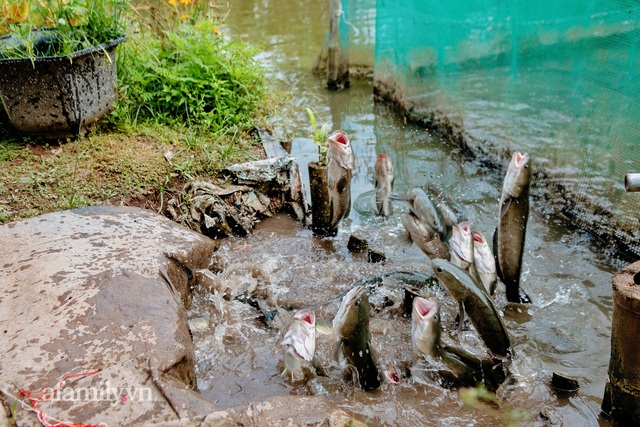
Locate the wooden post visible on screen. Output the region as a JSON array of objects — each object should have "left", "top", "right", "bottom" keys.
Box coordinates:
[
  {"left": 604, "top": 260, "right": 640, "bottom": 425},
  {"left": 308, "top": 161, "right": 335, "bottom": 236},
  {"left": 327, "top": 0, "right": 349, "bottom": 90}
]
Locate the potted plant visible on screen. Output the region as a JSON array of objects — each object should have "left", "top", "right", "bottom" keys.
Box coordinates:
[{"left": 0, "top": 0, "right": 128, "bottom": 139}]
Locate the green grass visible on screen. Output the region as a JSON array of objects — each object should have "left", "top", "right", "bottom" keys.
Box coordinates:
[
  {"left": 116, "top": 21, "right": 266, "bottom": 133},
  {"left": 0, "top": 123, "right": 267, "bottom": 223}
]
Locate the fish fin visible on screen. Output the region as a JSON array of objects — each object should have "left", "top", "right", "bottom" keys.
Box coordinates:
[
  {"left": 492, "top": 227, "right": 503, "bottom": 282},
  {"left": 396, "top": 230, "right": 414, "bottom": 252},
  {"left": 336, "top": 175, "right": 349, "bottom": 194},
  {"left": 519, "top": 289, "right": 532, "bottom": 304},
  {"left": 257, "top": 299, "right": 278, "bottom": 323},
  {"left": 333, "top": 340, "right": 344, "bottom": 363},
  {"left": 499, "top": 197, "right": 512, "bottom": 220},
  {"left": 389, "top": 192, "right": 408, "bottom": 202},
  {"left": 302, "top": 334, "right": 315, "bottom": 362},
  {"left": 315, "top": 318, "right": 334, "bottom": 335},
  {"left": 280, "top": 368, "right": 291, "bottom": 380}
]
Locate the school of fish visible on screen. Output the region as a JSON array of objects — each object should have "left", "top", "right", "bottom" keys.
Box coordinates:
[{"left": 279, "top": 131, "right": 531, "bottom": 392}]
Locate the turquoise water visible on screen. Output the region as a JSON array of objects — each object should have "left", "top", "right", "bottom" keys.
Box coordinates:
[{"left": 374, "top": 1, "right": 640, "bottom": 253}]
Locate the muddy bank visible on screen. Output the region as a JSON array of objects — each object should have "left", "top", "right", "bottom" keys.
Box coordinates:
[{"left": 373, "top": 78, "right": 638, "bottom": 259}]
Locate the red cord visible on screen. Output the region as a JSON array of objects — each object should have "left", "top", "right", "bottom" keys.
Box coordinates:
[{"left": 18, "top": 370, "right": 102, "bottom": 427}]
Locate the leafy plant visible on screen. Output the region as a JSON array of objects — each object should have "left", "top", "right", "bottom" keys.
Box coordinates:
[
  {"left": 0, "top": 0, "right": 128, "bottom": 59},
  {"left": 115, "top": 20, "right": 265, "bottom": 133},
  {"left": 305, "top": 107, "right": 329, "bottom": 166}
]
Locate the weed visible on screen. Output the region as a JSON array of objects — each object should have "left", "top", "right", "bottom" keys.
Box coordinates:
[
  {"left": 305, "top": 108, "right": 329, "bottom": 165},
  {"left": 116, "top": 20, "right": 265, "bottom": 133}
]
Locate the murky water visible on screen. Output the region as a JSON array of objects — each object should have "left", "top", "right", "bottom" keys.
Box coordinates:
[{"left": 187, "top": 1, "right": 630, "bottom": 425}]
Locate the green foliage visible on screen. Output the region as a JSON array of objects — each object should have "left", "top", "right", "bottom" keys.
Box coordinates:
[
  {"left": 459, "top": 385, "right": 530, "bottom": 426},
  {"left": 305, "top": 108, "right": 329, "bottom": 166},
  {"left": 115, "top": 21, "right": 266, "bottom": 133},
  {"left": 0, "top": 0, "right": 128, "bottom": 58}
]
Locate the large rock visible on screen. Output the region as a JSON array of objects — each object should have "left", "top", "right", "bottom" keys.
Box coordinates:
[{"left": 0, "top": 206, "right": 222, "bottom": 426}]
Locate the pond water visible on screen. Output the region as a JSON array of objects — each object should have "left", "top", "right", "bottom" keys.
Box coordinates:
[{"left": 187, "top": 1, "right": 631, "bottom": 425}]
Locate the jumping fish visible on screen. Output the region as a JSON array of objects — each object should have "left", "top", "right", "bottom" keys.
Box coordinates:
[
  {"left": 406, "top": 187, "right": 447, "bottom": 239},
  {"left": 401, "top": 212, "right": 450, "bottom": 260},
  {"left": 431, "top": 259, "right": 511, "bottom": 358},
  {"left": 427, "top": 183, "right": 467, "bottom": 238},
  {"left": 333, "top": 285, "right": 382, "bottom": 391},
  {"left": 411, "top": 296, "right": 441, "bottom": 358},
  {"left": 450, "top": 221, "right": 481, "bottom": 284},
  {"left": 410, "top": 296, "right": 508, "bottom": 390},
  {"left": 473, "top": 230, "right": 498, "bottom": 295},
  {"left": 327, "top": 130, "right": 355, "bottom": 233},
  {"left": 374, "top": 154, "right": 394, "bottom": 217},
  {"left": 494, "top": 151, "right": 532, "bottom": 303},
  {"left": 449, "top": 221, "right": 482, "bottom": 328},
  {"left": 280, "top": 309, "right": 317, "bottom": 381}
]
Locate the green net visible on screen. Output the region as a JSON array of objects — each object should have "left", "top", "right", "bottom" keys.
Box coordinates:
[{"left": 353, "top": 0, "right": 640, "bottom": 255}]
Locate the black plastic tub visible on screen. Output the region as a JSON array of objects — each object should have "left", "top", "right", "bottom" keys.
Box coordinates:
[{"left": 0, "top": 31, "right": 126, "bottom": 139}]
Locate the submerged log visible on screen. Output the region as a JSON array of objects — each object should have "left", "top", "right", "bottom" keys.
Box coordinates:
[{"left": 604, "top": 260, "right": 640, "bottom": 425}]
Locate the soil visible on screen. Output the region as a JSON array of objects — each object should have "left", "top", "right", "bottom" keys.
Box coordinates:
[{"left": 0, "top": 126, "right": 267, "bottom": 224}]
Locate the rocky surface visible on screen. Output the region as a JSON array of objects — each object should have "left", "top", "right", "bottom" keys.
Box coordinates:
[
  {"left": 167, "top": 157, "right": 307, "bottom": 240},
  {"left": 0, "top": 207, "right": 220, "bottom": 426},
  {"left": 0, "top": 206, "right": 361, "bottom": 427}
]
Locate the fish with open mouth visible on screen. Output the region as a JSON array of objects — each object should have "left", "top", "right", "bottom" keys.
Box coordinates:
[
  {"left": 333, "top": 285, "right": 382, "bottom": 391},
  {"left": 280, "top": 309, "right": 317, "bottom": 381},
  {"left": 449, "top": 221, "right": 482, "bottom": 327},
  {"left": 410, "top": 296, "right": 508, "bottom": 390},
  {"left": 374, "top": 153, "right": 394, "bottom": 217},
  {"left": 327, "top": 130, "right": 355, "bottom": 233},
  {"left": 494, "top": 151, "right": 532, "bottom": 303},
  {"left": 411, "top": 296, "right": 442, "bottom": 358}
]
